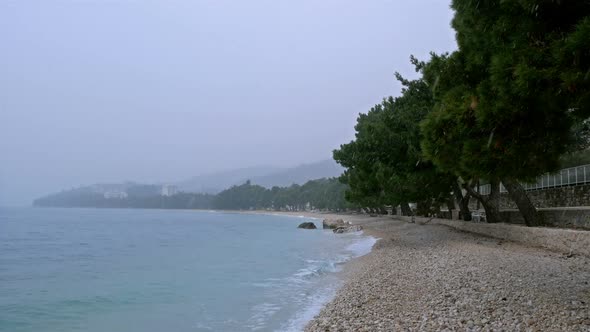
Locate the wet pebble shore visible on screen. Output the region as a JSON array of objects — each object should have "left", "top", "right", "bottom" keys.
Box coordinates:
[{"left": 305, "top": 217, "right": 590, "bottom": 331}]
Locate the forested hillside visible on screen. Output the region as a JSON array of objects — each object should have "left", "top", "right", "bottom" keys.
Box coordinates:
[
  {"left": 176, "top": 160, "right": 343, "bottom": 193},
  {"left": 33, "top": 178, "right": 350, "bottom": 211}
]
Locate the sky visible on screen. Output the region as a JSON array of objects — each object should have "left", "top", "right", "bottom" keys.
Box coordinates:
[{"left": 0, "top": 0, "right": 456, "bottom": 206}]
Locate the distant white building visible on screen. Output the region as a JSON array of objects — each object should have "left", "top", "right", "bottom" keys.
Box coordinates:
[
  {"left": 161, "top": 184, "right": 178, "bottom": 197},
  {"left": 104, "top": 191, "right": 128, "bottom": 199}
]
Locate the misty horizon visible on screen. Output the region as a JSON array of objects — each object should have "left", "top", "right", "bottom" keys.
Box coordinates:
[
  {"left": 1, "top": 1, "right": 456, "bottom": 205},
  {"left": 38, "top": 158, "right": 339, "bottom": 192}
]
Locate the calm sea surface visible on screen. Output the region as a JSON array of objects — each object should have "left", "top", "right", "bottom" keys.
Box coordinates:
[{"left": 0, "top": 207, "right": 375, "bottom": 332}]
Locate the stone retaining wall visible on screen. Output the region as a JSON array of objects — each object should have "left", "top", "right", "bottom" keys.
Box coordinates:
[
  {"left": 468, "top": 184, "right": 590, "bottom": 210},
  {"left": 501, "top": 208, "right": 590, "bottom": 229}
]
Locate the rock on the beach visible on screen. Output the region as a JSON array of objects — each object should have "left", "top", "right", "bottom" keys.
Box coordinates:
[
  {"left": 298, "top": 222, "right": 317, "bottom": 229},
  {"left": 333, "top": 225, "right": 363, "bottom": 233},
  {"left": 323, "top": 218, "right": 346, "bottom": 229}
]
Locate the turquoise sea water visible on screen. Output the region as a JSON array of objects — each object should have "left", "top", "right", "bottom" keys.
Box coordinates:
[{"left": 0, "top": 208, "right": 375, "bottom": 332}]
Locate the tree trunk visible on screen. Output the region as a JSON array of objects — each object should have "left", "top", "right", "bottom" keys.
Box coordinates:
[
  {"left": 416, "top": 201, "right": 428, "bottom": 216},
  {"left": 400, "top": 202, "right": 412, "bottom": 216},
  {"left": 464, "top": 178, "right": 505, "bottom": 223},
  {"left": 476, "top": 181, "right": 481, "bottom": 210},
  {"left": 446, "top": 195, "right": 456, "bottom": 211},
  {"left": 502, "top": 178, "right": 543, "bottom": 226},
  {"left": 483, "top": 179, "right": 505, "bottom": 223},
  {"left": 446, "top": 195, "right": 456, "bottom": 219},
  {"left": 452, "top": 181, "right": 472, "bottom": 221}
]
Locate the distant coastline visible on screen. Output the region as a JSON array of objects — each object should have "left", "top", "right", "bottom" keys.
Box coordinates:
[{"left": 33, "top": 178, "right": 351, "bottom": 212}]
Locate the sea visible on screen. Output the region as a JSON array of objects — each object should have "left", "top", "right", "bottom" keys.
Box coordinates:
[{"left": 0, "top": 207, "right": 376, "bottom": 332}]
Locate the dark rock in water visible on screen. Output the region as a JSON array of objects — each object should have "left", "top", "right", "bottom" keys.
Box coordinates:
[
  {"left": 333, "top": 225, "right": 363, "bottom": 234},
  {"left": 298, "top": 222, "right": 317, "bottom": 229},
  {"left": 322, "top": 218, "right": 346, "bottom": 229}
]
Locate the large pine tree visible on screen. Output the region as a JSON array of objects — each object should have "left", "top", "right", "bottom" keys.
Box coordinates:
[
  {"left": 422, "top": 0, "right": 590, "bottom": 225},
  {"left": 335, "top": 73, "right": 460, "bottom": 217}
]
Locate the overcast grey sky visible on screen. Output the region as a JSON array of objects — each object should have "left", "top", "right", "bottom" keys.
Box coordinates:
[{"left": 0, "top": 0, "right": 456, "bottom": 206}]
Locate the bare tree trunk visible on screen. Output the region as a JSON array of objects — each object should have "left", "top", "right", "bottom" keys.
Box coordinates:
[
  {"left": 446, "top": 195, "right": 456, "bottom": 220},
  {"left": 464, "top": 178, "right": 505, "bottom": 223},
  {"left": 446, "top": 195, "right": 456, "bottom": 211},
  {"left": 416, "top": 201, "right": 429, "bottom": 216},
  {"left": 502, "top": 178, "right": 543, "bottom": 226},
  {"left": 482, "top": 180, "right": 504, "bottom": 223},
  {"left": 452, "top": 181, "right": 472, "bottom": 221},
  {"left": 476, "top": 181, "right": 480, "bottom": 210},
  {"left": 400, "top": 202, "right": 412, "bottom": 216}
]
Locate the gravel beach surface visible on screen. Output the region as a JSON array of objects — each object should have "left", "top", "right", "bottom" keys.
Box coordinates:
[{"left": 302, "top": 215, "right": 590, "bottom": 331}]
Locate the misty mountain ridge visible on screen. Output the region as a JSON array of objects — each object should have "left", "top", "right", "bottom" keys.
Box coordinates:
[
  {"left": 40, "top": 159, "right": 345, "bottom": 199},
  {"left": 177, "top": 159, "right": 344, "bottom": 193},
  {"left": 247, "top": 160, "right": 345, "bottom": 189},
  {"left": 175, "top": 165, "right": 283, "bottom": 194}
]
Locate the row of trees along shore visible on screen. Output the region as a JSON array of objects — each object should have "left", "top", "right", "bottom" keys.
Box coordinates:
[
  {"left": 334, "top": 0, "right": 590, "bottom": 226},
  {"left": 33, "top": 178, "right": 352, "bottom": 212}
]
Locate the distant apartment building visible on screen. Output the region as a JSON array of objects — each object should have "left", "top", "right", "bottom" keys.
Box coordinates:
[
  {"left": 103, "top": 191, "right": 128, "bottom": 199},
  {"left": 161, "top": 184, "right": 178, "bottom": 197}
]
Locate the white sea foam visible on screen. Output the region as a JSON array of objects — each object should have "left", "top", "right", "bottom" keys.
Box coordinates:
[
  {"left": 236, "top": 212, "right": 378, "bottom": 331},
  {"left": 267, "top": 213, "right": 321, "bottom": 221},
  {"left": 287, "top": 258, "right": 343, "bottom": 283},
  {"left": 248, "top": 302, "right": 283, "bottom": 331},
  {"left": 278, "top": 233, "right": 377, "bottom": 332},
  {"left": 346, "top": 235, "right": 378, "bottom": 257},
  {"left": 193, "top": 322, "right": 214, "bottom": 331},
  {"left": 278, "top": 285, "right": 338, "bottom": 332}
]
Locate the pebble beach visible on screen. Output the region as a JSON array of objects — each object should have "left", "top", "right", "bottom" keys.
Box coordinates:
[{"left": 298, "top": 214, "right": 590, "bottom": 331}]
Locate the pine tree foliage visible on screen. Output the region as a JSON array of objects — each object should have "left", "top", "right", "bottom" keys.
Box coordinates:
[{"left": 334, "top": 73, "right": 456, "bottom": 214}]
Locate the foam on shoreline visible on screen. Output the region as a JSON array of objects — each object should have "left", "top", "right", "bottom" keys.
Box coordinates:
[
  {"left": 210, "top": 210, "right": 382, "bottom": 331},
  {"left": 278, "top": 229, "right": 377, "bottom": 332}
]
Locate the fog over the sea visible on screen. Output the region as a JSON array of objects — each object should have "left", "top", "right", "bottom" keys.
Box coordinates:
[{"left": 0, "top": 1, "right": 456, "bottom": 206}]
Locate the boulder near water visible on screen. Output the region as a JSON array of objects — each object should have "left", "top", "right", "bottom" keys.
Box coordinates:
[
  {"left": 297, "top": 222, "right": 317, "bottom": 229},
  {"left": 322, "top": 218, "right": 346, "bottom": 229}
]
